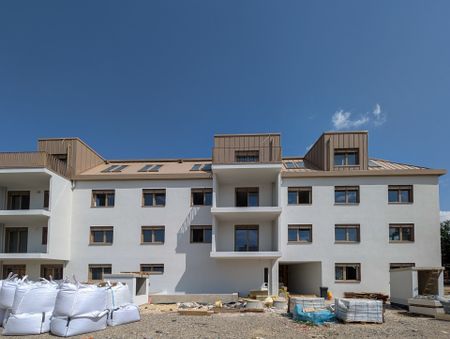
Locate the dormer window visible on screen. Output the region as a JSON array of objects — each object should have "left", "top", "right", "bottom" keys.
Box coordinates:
[{"left": 334, "top": 149, "right": 359, "bottom": 166}]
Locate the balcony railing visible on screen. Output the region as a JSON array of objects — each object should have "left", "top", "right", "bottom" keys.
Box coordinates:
[
  {"left": 212, "top": 146, "right": 282, "bottom": 164},
  {"left": 0, "top": 152, "right": 69, "bottom": 177}
]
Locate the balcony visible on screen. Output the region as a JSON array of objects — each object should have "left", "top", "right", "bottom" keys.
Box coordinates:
[
  {"left": 211, "top": 206, "right": 281, "bottom": 222},
  {"left": 213, "top": 146, "right": 282, "bottom": 165},
  {"left": 210, "top": 251, "right": 282, "bottom": 259},
  {"left": 0, "top": 152, "right": 69, "bottom": 177},
  {"left": 0, "top": 225, "right": 50, "bottom": 260},
  {"left": 0, "top": 209, "right": 50, "bottom": 225}
]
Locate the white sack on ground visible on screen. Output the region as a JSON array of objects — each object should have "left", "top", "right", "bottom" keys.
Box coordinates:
[
  {"left": 11, "top": 281, "right": 58, "bottom": 314},
  {"left": 0, "top": 275, "right": 26, "bottom": 309},
  {"left": 106, "top": 282, "right": 131, "bottom": 309},
  {"left": 53, "top": 283, "right": 107, "bottom": 317},
  {"left": 50, "top": 311, "right": 108, "bottom": 337},
  {"left": 107, "top": 304, "right": 140, "bottom": 326},
  {"left": 3, "top": 311, "right": 52, "bottom": 336}
]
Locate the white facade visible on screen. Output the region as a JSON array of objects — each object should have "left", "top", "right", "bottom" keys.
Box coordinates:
[{"left": 0, "top": 134, "right": 445, "bottom": 298}]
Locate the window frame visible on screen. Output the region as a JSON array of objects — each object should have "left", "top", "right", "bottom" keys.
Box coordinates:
[
  {"left": 141, "top": 226, "right": 165, "bottom": 244},
  {"left": 334, "top": 186, "right": 360, "bottom": 205},
  {"left": 334, "top": 224, "right": 360, "bottom": 243},
  {"left": 190, "top": 225, "right": 212, "bottom": 244},
  {"left": 89, "top": 226, "right": 114, "bottom": 245},
  {"left": 234, "top": 225, "right": 259, "bottom": 252},
  {"left": 4, "top": 227, "right": 28, "bottom": 253},
  {"left": 91, "top": 190, "right": 115, "bottom": 208},
  {"left": 7, "top": 191, "right": 30, "bottom": 210},
  {"left": 40, "top": 264, "right": 63, "bottom": 280},
  {"left": 191, "top": 188, "right": 213, "bottom": 206},
  {"left": 42, "top": 226, "right": 48, "bottom": 245},
  {"left": 142, "top": 189, "right": 166, "bottom": 207},
  {"left": 140, "top": 264, "right": 164, "bottom": 275},
  {"left": 389, "top": 224, "right": 415, "bottom": 243},
  {"left": 235, "top": 150, "right": 260, "bottom": 163},
  {"left": 335, "top": 263, "right": 361, "bottom": 282},
  {"left": 334, "top": 149, "right": 360, "bottom": 167},
  {"left": 88, "top": 264, "right": 112, "bottom": 282},
  {"left": 287, "top": 224, "right": 313, "bottom": 243},
  {"left": 235, "top": 187, "right": 259, "bottom": 207},
  {"left": 388, "top": 185, "right": 413, "bottom": 204},
  {"left": 287, "top": 187, "right": 312, "bottom": 205}
]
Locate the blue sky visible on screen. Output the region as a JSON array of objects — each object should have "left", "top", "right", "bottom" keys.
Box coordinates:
[{"left": 0, "top": 1, "right": 449, "bottom": 210}]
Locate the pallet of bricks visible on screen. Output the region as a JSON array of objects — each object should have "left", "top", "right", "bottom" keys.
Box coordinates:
[{"left": 335, "top": 298, "right": 384, "bottom": 324}]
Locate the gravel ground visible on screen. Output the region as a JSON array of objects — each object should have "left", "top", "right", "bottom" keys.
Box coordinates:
[{"left": 5, "top": 306, "right": 450, "bottom": 338}]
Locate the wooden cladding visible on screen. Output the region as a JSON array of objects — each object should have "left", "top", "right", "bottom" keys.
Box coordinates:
[
  {"left": 0, "top": 152, "right": 68, "bottom": 177},
  {"left": 304, "top": 132, "right": 368, "bottom": 171},
  {"left": 212, "top": 134, "right": 281, "bottom": 164}
]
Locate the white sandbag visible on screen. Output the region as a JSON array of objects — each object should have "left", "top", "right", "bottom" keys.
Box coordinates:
[
  {"left": 11, "top": 281, "right": 58, "bottom": 314},
  {"left": 0, "top": 308, "right": 6, "bottom": 326},
  {"left": 50, "top": 311, "right": 108, "bottom": 337},
  {"left": 0, "top": 277, "right": 26, "bottom": 309},
  {"left": 107, "top": 304, "right": 140, "bottom": 326},
  {"left": 53, "top": 283, "right": 107, "bottom": 317},
  {"left": 106, "top": 282, "right": 131, "bottom": 309},
  {"left": 2, "top": 311, "right": 52, "bottom": 335}
]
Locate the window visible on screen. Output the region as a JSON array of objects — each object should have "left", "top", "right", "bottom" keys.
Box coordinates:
[
  {"left": 140, "top": 264, "right": 164, "bottom": 275},
  {"left": 335, "top": 263, "right": 361, "bottom": 282},
  {"left": 389, "top": 224, "right": 414, "bottom": 242},
  {"left": 92, "top": 190, "right": 115, "bottom": 207},
  {"left": 334, "top": 149, "right": 359, "bottom": 166},
  {"left": 5, "top": 228, "right": 28, "bottom": 253},
  {"left": 235, "top": 150, "right": 259, "bottom": 163},
  {"left": 41, "top": 264, "right": 63, "bottom": 280},
  {"left": 42, "top": 227, "right": 48, "bottom": 245},
  {"left": 141, "top": 226, "right": 165, "bottom": 244},
  {"left": 90, "top": 226, "right": 113, "bottom": 245},
  {"left": 335, "top": 186, "right": 359, "bottom": 204},
  {"left": 390, "top": 263, "right": 415, "bottom": 270},
  {"left": 101, "top": 164, "right": 128, "bottom": 173},
  {"left": 285, "top": 161, "right": 305, "bottom": 169},
  {"left": 2, "top": 265, "right": 26, "bottom": 279},
  {"left": 7, "top": 191, "right": 30, "bottom": 210},
  {"left": 288, "top": 187, "right": 312, "bottom": 205},
  {"left": 191, "top": 188, "right": 212, "bottom": 206},
  {"left": 43, "top": 190, "right": 49, "bottom": 209},
  {"left": 288, "top": 225, "right": 312, "bottom": 243},
  {"left": 142, "top": 189, "right": 166, "bottom": 207},
  {"left": 235, "top": 226, "right": 259, "bottom": 251},
  {"left": 335, "top": 225, "right": 360, "bottom": 243},
  {"left": 388, "top": 185, "right": 413, "bottom": 204},
  {"left": 190, "top": 226, "right": 212, "bottom": 243},
  {"left": 88, "top": 264, "right": 112, "bottom": 281},
  {"left": 138, "top": 164, "right": 163, "bottom": 172},
  {"left": 235, "top": 187, "right": 259, "bottom": 207}
]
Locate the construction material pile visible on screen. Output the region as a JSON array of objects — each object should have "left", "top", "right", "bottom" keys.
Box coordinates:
[
  {"left": 0, "top": 275, "right": 140, "bottom": 337},
  {"left": 344, "top": 292, "right": 389, "bottom": 304},
  {"left": 335, "top": 298, "right": 383, "bottom": 323},
  {"left": 289, "top": 297, "right": 335, "bottom": 325},
  {"left": 437, "top": 296, "right": 450, "bottom": 314}
]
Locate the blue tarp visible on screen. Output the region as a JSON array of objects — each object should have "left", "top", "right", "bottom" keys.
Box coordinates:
[{"left": 294, "top": 305, "right": 336, "bottom": 325}]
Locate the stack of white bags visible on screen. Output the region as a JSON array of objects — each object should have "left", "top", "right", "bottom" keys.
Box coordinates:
[{"left": 0, "top": 275, "right": 140, "bottom": 337}]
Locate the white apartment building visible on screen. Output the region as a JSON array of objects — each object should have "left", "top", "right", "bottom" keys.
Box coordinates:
[{"left": 0, "top": 132, "right": 445, "bottom": 298}]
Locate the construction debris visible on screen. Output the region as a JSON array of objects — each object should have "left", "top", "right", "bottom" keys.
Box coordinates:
[
  {"left": 408, "top": 296, "right": 444, "bottom": 317},
  {"left": 344, "top": 292, "right": 389, "bottom": 304}
]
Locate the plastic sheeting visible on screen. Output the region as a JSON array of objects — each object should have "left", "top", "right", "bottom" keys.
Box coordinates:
[
  {"left": 335, "top": 298, "right": 383, "bottom": 323},
  {"left": 289, "top": 297, "right": 326, "bottom": 317},
  {"left": 107, "top": 304, "right": 141, "bottom": 326},
  {"left": 294, "top": 304, "right": 336, "bottom": 325},
  {"left": 50, "top": 311, "right": 108, "bottom": 337}
]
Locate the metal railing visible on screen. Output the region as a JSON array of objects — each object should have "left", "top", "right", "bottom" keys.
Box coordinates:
[
  {"left": 212, "top": 146, "right": 282, "bottom": 164},
  {"left": 0, "top": 152, "right": 69, "bottom": 177}
]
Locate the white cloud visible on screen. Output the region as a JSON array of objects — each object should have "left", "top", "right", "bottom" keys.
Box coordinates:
[
  {"left": 441, "top": 211, "right": 450, "bottom": 222},
  {"left": 331, "top": 103, "right": 387, "bottom": 130}
]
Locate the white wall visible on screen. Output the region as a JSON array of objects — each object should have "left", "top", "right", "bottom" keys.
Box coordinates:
[{"left": 279, "top": 175, "right": 441, "bottom": 297}]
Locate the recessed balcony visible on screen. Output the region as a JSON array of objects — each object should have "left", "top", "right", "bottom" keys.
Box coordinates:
[
  {"left": 210, "top": 251, "right": 282, "bottom": 259},
  {"left": 211, "top": 206, "right": 281, "bottom": 222}
]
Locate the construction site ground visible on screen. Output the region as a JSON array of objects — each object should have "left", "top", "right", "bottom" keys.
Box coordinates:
[{"left": 7, "top": 304, "right": 450, "bottom": 339}]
